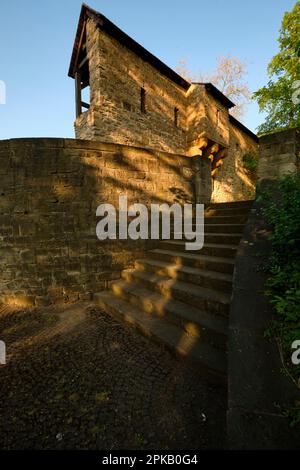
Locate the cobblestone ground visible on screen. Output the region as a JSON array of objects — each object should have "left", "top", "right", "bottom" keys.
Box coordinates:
[{"left": 0, "top": 302, "right": 226, "bottom": 450}]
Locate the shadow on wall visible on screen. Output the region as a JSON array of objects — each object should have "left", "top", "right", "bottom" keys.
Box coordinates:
[
  {"left": 0, "top": 137, "right": 235, "bottom": 399},
  {"left": 0, "top": 138, "right": 220, "bottom": 395},
  {"left": 211, "top": 124, "right": 257, "bottom": 202},
  {"left": 0, "top": 138, "right": 195, "bottom": 308},
  {"left": 78, "top": 20, "right": 188, "bottom": 154},
  {"left": 75, "top": 20, "right": 257, "bottom": 205}
]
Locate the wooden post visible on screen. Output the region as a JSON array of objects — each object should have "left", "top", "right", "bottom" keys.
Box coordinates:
[{"left": 75, "top": 71, "right": 82, "bottom": 118}]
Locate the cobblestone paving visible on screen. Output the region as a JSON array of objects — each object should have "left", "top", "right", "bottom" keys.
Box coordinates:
[{"left": 0, "top": 302, "right": 226, "bottom": 450}]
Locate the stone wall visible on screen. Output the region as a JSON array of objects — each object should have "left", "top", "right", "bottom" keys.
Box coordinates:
[
  {"left": 186, "top": 84, "right": 230, "bottom": 155},
  {"left": 76, "top": 18, "right": 187, "bottom": 154},
  {"left": 212, "top": 120, "right": 258, "bottom": 202},
  {"left": 75, "top": 19, "right": 258, "bottom": 157},
  {"left": 258, "top": 128, "right": 299, "bottom": 180},
  {"left": 73, "top": 18, "right": 258, "bottom": 203},
  {"left": 0, "top": 138, "right": 195, "bottom": 307}
]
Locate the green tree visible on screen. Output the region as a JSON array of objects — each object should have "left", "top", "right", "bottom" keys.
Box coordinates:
[{"left": 253, "top": 1, "right": 300, "bottom": 134}]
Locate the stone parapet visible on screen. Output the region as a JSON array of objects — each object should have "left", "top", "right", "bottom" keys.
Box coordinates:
[{"left": 0, "top": 138, "right": 195, "bottom": 306}]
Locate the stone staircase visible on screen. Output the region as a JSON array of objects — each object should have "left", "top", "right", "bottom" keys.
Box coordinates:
[{"left": 94, "top": 200, "right": 253, "bottom": 384}]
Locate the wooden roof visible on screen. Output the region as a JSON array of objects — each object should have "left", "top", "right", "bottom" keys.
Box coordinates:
[{"left": 68, "top": 4, "right": 190, "bottom": 90}]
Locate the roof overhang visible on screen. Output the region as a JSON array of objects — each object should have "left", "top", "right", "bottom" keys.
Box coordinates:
[
  {"left": 229, "top": 115, "right": 259, "bottom": 142},
  {"left": 193, "top": 82, "right": 236, "bottom": 109},
  {"left": 68, "top": 4, "right": 191, "bottom": 90}
]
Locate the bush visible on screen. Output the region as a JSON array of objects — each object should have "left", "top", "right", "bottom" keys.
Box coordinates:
[
  {"left": 242, "top": 152, "right": 258, "bottom": 173},
  {"left": 260, "top": 173, "right": 300, "bottom": 424}
]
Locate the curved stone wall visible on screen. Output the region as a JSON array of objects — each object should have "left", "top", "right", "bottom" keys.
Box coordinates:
[{"left": 0, "top": 138, "right": 195, "bottom": 306}]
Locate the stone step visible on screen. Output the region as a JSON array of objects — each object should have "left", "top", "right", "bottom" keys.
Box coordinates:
[
  {"left": 204, "top": 206, "right": 251, "bottom": 217},
  {"left": 159, "top": 240, "right": 238, "bottom": 258},
  {"left": 203, "top": 224, "right": 245, "bottom": 234},
  {"left": 172, "top": 232, "right": 242, "bottom": 245},
  {"left": 204, "top": 214, "right": 248, "bottom": 224},
  {"left": 209, "top": 200, "right": 253, "bottom": 209},
  {"left": 105, "top": 279, "right": 228, "bottom": 348},
  {"left": 179, "top": 215, "right": 247, "bottom": 226},
  {"left": 94, "top": 291, "right": 227, "bottom": 384},
  {"left": 120, "top": 271, "right": 231, "bottom": 316},
  {"left": 149, "top": 249, "right": 235, "bottom": 274},
  {"left": 205, "top": 232, "right": 242, "bottom": 244},
  {"left": 135, "top": 258, "right": 233, "bottom": 293}
]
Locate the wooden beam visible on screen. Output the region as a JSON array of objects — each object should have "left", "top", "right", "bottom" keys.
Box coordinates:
[
  {"left": 78, "top": 56, "right": 88, "bottom": 69},
  {"left": 73, "top": 21, "right": 86, "bottom": 75},
  {"left": 75, "top": 71, "right": 82, "bottom": 118},
  {"left": 81, "top": 101, "right": 90, "bottom": 110},
  {"left": 81, "top": 79, "right": 90, "bottom": 90}
]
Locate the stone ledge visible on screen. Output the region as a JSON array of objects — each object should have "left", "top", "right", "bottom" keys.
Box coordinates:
[
  {"left": 227, "top": 195, "right": 300, "bottom": 449},
  {"left": 0, "top": 137, "right": 192, "bottom": 161}
]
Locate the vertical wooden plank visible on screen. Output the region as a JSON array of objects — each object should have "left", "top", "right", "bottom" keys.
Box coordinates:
[{"left": 75, "top": 71, "right": 82, "bottom": 118}]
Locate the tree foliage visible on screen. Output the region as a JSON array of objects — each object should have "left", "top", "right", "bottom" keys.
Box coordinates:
[
  {"left": 210, "top": 55, "right": 250, "bottom": 119},
  {"left": 253, "top": 1, "right": 300, "bottom": 134}
]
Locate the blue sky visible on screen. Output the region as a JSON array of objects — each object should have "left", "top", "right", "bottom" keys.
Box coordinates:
[{"left": 0, "top": 0, "right": 296, "bottom": 139}]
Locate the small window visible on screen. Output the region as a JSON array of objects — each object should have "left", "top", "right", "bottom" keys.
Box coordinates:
[
  {"left": 141, "top": 88, "right": 146, "bottom": 113},
  {"left": 81, "top": 84, "right": 90, "bottom": 108},
  {"left": 123, "top": 101, "right": 132, "bottom": 112},
  {"left": 174, "top": 107, "right": 179, "bottom": 127},
  {"left": 216, "top": 109, "right": 220, "bottom": 126}
]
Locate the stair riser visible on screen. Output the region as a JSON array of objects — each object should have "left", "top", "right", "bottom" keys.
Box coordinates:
[
  {"left": 149, "top": 250, "right": 234, "bottom": 274},
  {"left": 204, "top": 208, "right": 251, "bottom": 216},
  {"left": 209, "top": 201, "right": 253, "bottom": 209},
  {"left": 170, "top": 216, "right": 247, "bottom": 227},
  {"left": 121, "top": 272, "right": 229, "bottom": 317},
  {"left": 205, "top": 234, "right": 241, "bottom": 244},
  {"left": 160, "top": 242, "right": 237, "bottom": 258},
  {"left": 171, "top": 233, "right": 242, "bottom": 244},
  {"left": 204, "top": 215, "right": 248, "bottom": 224},
  {"left": 110, "top": 282, "right": 227, "bottom": 350},
  {"left": 135, "top": 261, "right": 232, "bottom": 293},
  {"left": 204, "top": 224, "right": 245, "bottom": 234}
]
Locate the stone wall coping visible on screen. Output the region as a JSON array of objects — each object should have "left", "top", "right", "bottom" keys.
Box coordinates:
[
  {"left": 0, "top": 137, "right": 194, "bottom": 162},
  {"left": 259, "top": 127, "right": 299, "bottom": 144}
]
